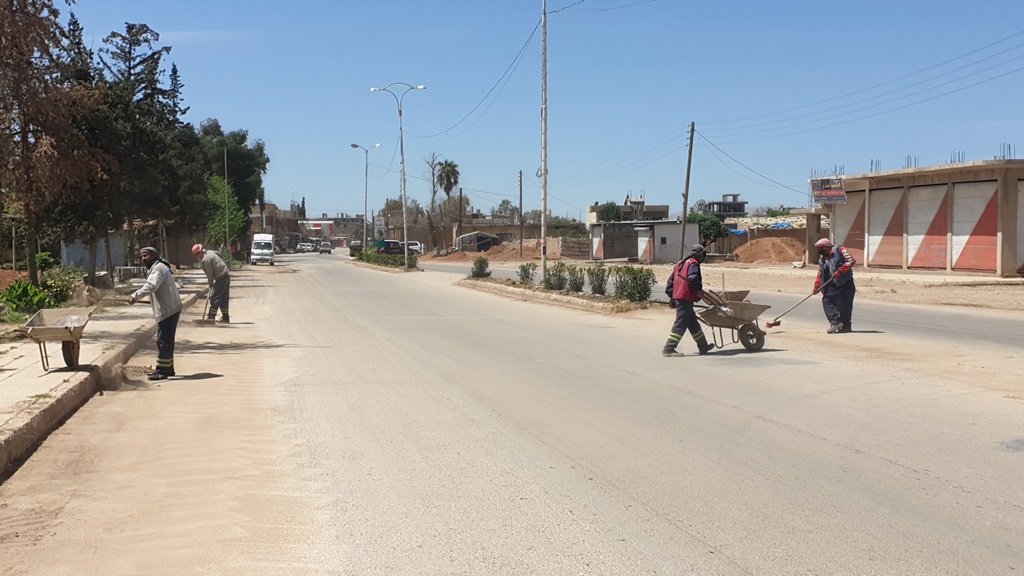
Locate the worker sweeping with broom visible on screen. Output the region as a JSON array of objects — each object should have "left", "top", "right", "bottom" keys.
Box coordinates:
[
  {"left": 192, "top": 244, "right": 231, "bottom": 323},
  {"left": 662, "top": 244, "right": 714, "bottom": 357},
  {"left": 127, "top": 247, "right": 182, "bottom": 380},
  {"left": 813, "top": 238, "right": 856, "bottom": 334}
]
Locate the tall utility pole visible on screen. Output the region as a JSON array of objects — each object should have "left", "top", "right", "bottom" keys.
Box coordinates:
[
  {"left": 540, "top": 0, "right": 549, "bottom": 280},
  {"left": 518, "top": 170, "right": 524, "bottom": 258},
  {"left": 678, "top": 122, "right": 695, "bottom": 260},
  {"left": 224, "top": 148, "right": 230, "bottom": 252},
  {"left": 351, "top": 143, "right": 380, "bottom": 248},
  {"left": 458, "top": 187, "right": 464, "bottom": 240},
  {"left": 371, "top": 83, "right": 426, "bottom": 268}
]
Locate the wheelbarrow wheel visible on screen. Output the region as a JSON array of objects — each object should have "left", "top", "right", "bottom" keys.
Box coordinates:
[
  {"left": 62, "top": 339, "right": 81, "bottom": 368},
  {"left": 738, "top": 323, "right": 765, "bottom": 352}
]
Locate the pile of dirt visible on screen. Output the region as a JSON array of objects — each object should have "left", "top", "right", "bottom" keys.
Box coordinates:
[
  {"left": 420, "top": 241, "right": 547, "bottom": 263},
  {"left": 0, "top": 269, "right": 27, "bottom": 289},
  {"left": 733, "top": 237, "right": 806, "bottom": 263}
]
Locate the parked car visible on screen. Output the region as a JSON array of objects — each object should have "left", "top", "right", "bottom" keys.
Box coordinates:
[
  {"left": 376, "top": 239, "right": 403, "bottom": 255},
  {"left": 402, "top": 241, "right": 424, "bottom": 254},
  {"left": 296, "top": 242, "right": 314, "bottom": 253},
  {"left": 318, "top": 241, "right": 332, "bottom": 254}
]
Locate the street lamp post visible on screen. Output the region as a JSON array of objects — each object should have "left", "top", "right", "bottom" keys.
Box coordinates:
[
  {"left": 371, "top": 82, "right": 426, "bottom": 268},
  {"left": 350, "top": 142, "right": 380, "bottom": 250}
]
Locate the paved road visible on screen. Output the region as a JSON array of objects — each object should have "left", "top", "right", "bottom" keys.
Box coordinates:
[
  {"left": 2, "top": 251, "right": 1022, "bottom": 575},
  {"left": 419, "top": 259, "right": 1024, "bottom": 349}
]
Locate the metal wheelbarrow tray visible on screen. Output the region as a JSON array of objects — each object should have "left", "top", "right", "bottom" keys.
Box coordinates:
[
  {"left": 16, "top": 306, "right": 95, "bottom": 371},
  {"left": 697, "top": 292, "right": 770, "bottom": 352}
]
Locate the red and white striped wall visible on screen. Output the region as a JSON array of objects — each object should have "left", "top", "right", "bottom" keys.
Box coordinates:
[
  {"left": 833, "top": 182, "right": 1003, "bottom": 273},
  {"left": 867, "top": 187, "right": 904, "bottom": 267},
  {"left": 832, "top": 191, "right": 865, "bottom": 263},
  {"left": 835, "top": 162, "right": 1024, "bottom": 276},
  {"left": 907, "top": 185, "right": 948, "bottom": 269},
  {"left": 1018, "top": 181, "right": 1024, "bottom": 274},
  {"left": 951, "top": 182, "right": 998, "bottom": 272}
]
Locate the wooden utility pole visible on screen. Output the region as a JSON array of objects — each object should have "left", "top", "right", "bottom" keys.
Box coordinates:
[
  {"left": 678, "top": 121, "right": 696, "bottom": 260},
  {"left": 519, "top": 170, "right": 524, "bottom": 257}
]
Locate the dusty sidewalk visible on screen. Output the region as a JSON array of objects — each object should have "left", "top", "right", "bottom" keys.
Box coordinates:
[
  {"left": 0, "top": 264, "right": 322, "bottom": 576},
  {"left": 0, "top": 270, "right": 208, "bottom": 477}
]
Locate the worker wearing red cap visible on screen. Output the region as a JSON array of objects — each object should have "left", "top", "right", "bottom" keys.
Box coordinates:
[
  {"left": 813, "top": 238, "right": 856, "bottom": 334},
  {"left": 192, "top": 244, "right": 231, "bottom": 323}
]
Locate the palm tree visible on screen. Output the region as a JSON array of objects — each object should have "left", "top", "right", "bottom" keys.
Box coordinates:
[
  {"left": 435, "top": 159, "right": 460, "bottom": 198},
  {"left": 434, "top": 160, "right": 460, "bottom": 248}
]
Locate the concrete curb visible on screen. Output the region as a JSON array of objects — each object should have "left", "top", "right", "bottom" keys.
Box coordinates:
[
  {"left": 349, "top": 260, "right": 423, "bottom": 273},
  {"left": 457, "top": 279, "right": 645, "bottom": 314},
  {"left": 0, "top": 291, "right": 204, "bottom": 478}
]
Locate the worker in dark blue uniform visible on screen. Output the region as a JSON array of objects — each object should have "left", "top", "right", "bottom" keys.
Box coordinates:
[{"left": 813, "top": 238, "right": 857, "bottom": 334}]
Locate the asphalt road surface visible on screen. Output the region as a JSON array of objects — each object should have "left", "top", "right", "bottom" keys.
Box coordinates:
[
  {"left": 420, "top": 259, "right": 1024, "bottom": 349},
  {"left": 2, "top": 251, "right": 1022, "bottom": 575}
]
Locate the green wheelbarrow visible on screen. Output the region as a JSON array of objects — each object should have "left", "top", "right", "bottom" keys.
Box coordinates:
[{"left": 16, "top": 307, "right": 95, "bottom": 371}]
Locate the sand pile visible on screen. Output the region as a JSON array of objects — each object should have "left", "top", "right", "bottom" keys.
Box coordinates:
[
  {"left": 733, "top": 237, "right": 806, "bottom": 263},
  {"left": 420, "top": 241, "right": 546, "bottom": 262}
]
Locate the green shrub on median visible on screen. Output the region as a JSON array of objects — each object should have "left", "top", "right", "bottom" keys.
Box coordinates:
[
  {"left": 470, "top": 256, "right": 491, "bottom": 278},
  {"left": 611, "top": 265, "right": 657, "bottom": 303},
  {"left": 516, "top": 262, "right": 538, "bottom": 286},
  {"left": 585, "top": 263, "right": 609, "bottom": 296},
  {"left": 355, "top": 249, "right": 418, "bottom": 269}
]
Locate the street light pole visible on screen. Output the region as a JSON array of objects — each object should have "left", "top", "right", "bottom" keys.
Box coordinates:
[
  {"left": 351, "top": 142, "right": 380, "bottom": 249},
  {"left": 371, "top": 82, "right": 426, "bottom": 268}
]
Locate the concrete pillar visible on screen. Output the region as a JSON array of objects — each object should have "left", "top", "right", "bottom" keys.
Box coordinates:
[
  {"left": 996, "top": 168, "right": 1018, "bottom": 276},
  {"left": 805, "top": 213, "right": 822, "bottom": 264}
]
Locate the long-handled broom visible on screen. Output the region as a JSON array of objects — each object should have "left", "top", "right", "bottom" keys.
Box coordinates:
[
  {"left": 764, "top": 278, "right": 832, "bottom": 328},
  {"left": 192, "top": 293, "right": 216, "bottom": 326}
]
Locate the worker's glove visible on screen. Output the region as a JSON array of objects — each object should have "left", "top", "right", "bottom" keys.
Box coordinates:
[
  {"left": 127, "top": 296, "right": 137, "bottom": 305},
  {"left": 669, "top": 298, "right": 678, "bottom": 309},
  {"left": 832, "top": 271, "right": 842, "bottom": 279},
  {"left": 812, "top": 280, "right": 821, "bottom": 295}
]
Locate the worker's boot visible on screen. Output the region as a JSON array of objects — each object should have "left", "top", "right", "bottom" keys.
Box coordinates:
[
  {"left": 827, "top": 323, "right": 842, "bottom": 334},
  {"left": 662, "top": 346, "right": 683, "bottom": 357},
  {"left": 698, "top": 341, "right": 713, "bottom": 355},
  {"left": 218, "top": 315, "right": 230, "bottom": 324}
]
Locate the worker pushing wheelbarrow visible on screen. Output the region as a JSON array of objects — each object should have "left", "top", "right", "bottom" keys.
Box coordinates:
[
  {"left": 663, "top": 243, "right": 771, "bottom": 355},
  {"left": 697, "top": 290, "right": 771, "bottom": 352},
  {"left": 16, "top": 306, "right": 95, "bottom": 371}
]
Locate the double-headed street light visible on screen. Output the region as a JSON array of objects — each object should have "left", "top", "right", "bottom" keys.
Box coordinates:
[
  {"left": 350, "top": 142, "right": 380, "bottom": 249},
  {"left": 370, "top": 82, "right": 426, "bottom": 268}
]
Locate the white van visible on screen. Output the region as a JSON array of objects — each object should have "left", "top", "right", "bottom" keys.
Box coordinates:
[{"left": 251, "top": 233, "right": 276, "bottom": 265}]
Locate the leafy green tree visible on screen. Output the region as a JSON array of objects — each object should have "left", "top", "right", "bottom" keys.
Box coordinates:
[
  {"left": 491, "top": 199, "right": 520, "bottom": 222},
  {"left": 597, "top": 201, "right": 624, "bottom": 222},
  {"left": 97, "top": 22, "right": 178, "bottom": 259},
  {"left": 686, "top": 213, "right": 731, "bottom": 246},
  {"left": 204, "top": 175, "right": 247, "bottom": 248},
  {"left": 198, "top": 118, "right": 270, "bottom": 238}
]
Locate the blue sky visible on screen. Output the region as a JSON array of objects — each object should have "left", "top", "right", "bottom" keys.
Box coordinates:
[{"left": 71, "top": 0, "right": 1024, "bottom": 220}]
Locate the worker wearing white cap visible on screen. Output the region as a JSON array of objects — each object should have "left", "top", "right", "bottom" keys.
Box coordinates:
[{"left": 813, "top": 238, "right": 856, "bottom": 334}]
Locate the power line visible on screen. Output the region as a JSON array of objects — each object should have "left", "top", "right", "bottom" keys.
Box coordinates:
[
  {"left": 407, "top": 21, "right": 540, "bottom": 140},
  {"left": 701, "top": 28, "right": 1024, "bottom": 127},
  {"left": 702, "top": 47, "right": 1024, "bottom": 139},
  {"left": 694, "top": 130, "right": 808, "bottom": 198},
  {"left": 710, "top": 62, "right": 1024, "bottom": 145}
]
